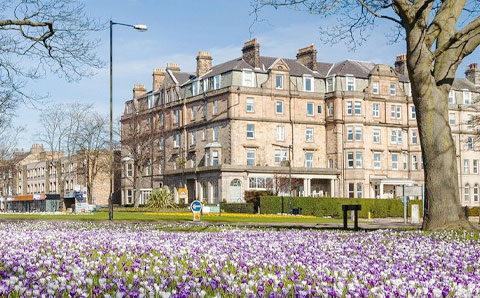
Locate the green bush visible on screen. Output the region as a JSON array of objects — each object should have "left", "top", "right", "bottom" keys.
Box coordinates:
[
  {"left": 147, "top": 187, "right": 175, "bottom": 209},
  {"left": 244, "top": 190, "right": 273, "bottom": 213},
  {"left": 220, "top": 203, "right": 255, "bottom": 214},
  {"left": 260, "top": 196, "right": 423, "bottom": 218}
]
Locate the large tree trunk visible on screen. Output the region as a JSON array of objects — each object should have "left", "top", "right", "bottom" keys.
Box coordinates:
[{"left": 407, "top": 52, "right": 472, "bottom": 230}]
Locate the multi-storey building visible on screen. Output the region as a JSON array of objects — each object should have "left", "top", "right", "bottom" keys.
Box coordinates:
[
  {"left": 121, "top": 39, "right": 480, "bottom": 207},
  {"left": 0, "top": 144, "right": 119, "bottom": 211}
]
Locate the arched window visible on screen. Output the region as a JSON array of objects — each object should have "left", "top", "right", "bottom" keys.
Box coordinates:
[
  {"left": 464, "top": 184, "right": 471, "bottom": 202},
  {"left": 474, "top": 184, "right": 479, "bottom": 202}
]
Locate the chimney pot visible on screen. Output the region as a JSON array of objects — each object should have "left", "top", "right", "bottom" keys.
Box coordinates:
[
  {"left": 133, "top": 84, "right": 147, "bottom": 99},
  {"left": 166, "top": 63, "right": 181, "bottom": 72},
  {"left": 152, "top": 68, "right": 165, "bottom": 90},
  {"left": 242, "top": 38, "right": 260, "bottom": 68},
  {"left": 466, "top": 63, "right": 480, "bottom": 87},
  {"left": 296, "top": 44, "right": 318, "bottom": 71},
  {"left": 394, "top": 53, "right": 408, "bottom": 77},
  {"left": 196, "top": 51, "right": 212, "bottom": 77}
]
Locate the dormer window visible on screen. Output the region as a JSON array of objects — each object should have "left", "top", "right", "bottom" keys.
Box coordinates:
[
  {"left": 167, "top": 90, "right": 171, "bottom": 103},
  {"left": 202, "top": 79, "right": 208, "bottom": 93},
  {"left": 214, "top": 75, "right": 221, "bottom": 90},
  {"left": 463, "top": 90, "right": 471, "bottom": 104},
  {"left": 303, "top": 75, "right": 313, "bottom": 92},
  {"left": 243, "top": 70, "right": 254, "bottom": 87},
  {"left": 390, "top": 83, "right": 397, "bottom": 95},
  {"left": 326, "top": 76, "right": 335, "bottom": 92},
  {"left": 448, "top": 90, "right": 455, "bottom": 104},
  {"left": 346, "top": 75, "right": 355, "bottom": 91},
  {"left": 275, "top": 74, "right": 283, "bottom": 89},
  {"left": 192, "top": 81, "right": 199, "bottom": 96},
  {"left": 147, "top": 95, "right": 154, "bottom": 109}
]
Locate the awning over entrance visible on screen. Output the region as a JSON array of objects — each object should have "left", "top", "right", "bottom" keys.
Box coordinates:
[
  {"left": 370, "top": 176, "right": 416, "bottom": 199},
  {"left": 370, "top": 176, "right": 415, "bottom": 185}
]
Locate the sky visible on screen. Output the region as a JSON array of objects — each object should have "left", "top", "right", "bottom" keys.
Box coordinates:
[{"left": 13, "top": 0, "right": 480, "bottom": 150}]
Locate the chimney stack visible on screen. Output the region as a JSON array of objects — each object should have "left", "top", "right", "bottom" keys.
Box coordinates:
[
  {"left": 465, "top": 63, "right": 480, "bottom": 87},
  {"left": 242, "top": 38, "right": 260, "bottom": 68},
  {"left": 166, "top": 63, "right": 181, "bottom": 72},
  {"left": 394, "top": 54, "right": 408, "bottom": 76},
  {"left": 196, "top": 51, "right": 212, "bottom": 77},
  {"left": 296, "top": 44, "right": 318, "bottom": 71},
  {"left": 152, "top": 68, "right": 166, "bottom": 90},
  {"left": 133, "top": 84, "right": 146, "bottom": 99}
]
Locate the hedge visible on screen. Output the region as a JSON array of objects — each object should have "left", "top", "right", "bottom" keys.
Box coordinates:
[
  {"left": 220, "top": 203, "right": 255, "bottom": 214},
  {"left": 260, "top": 196, "right": 423, "bottom": 218},
  {"left": 244, "top": 190, "right": 273, "bottom": 213}
]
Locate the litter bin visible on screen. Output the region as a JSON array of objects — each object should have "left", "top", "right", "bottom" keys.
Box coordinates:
[{"left": 291, "top": 208, "right": 302, "bottom": 215}]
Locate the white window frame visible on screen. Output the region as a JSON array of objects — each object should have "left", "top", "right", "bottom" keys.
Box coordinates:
[
  {"left": 305, "top": 152, "right": 314, "bottom": 168},
  {"left": 347, "top": 152, "right": 354, "bottom": 168},
  {"left": 355, "top": 126, "right": 362, "bottom": 141},
  {"left": 213, "top": 100, "right": 218, "bottom": 115},
  {"left": 346, "top": 101, "right": 353, "bottom": 115},
  {"left": 372, "top": 103, "right": 380, "bottom": 118},
  {"left": 392, "top": 153, "right": 399, "bottom": 170},
  {"left": 214, "top": 75, "right": 221, "bottom": 90},
  {"left": 465, "top": 184, "right": 471, "bottom": 202},
  {"left": 390, "top": 83, "right": 396, "bottom": 95},
  {"left": 403, "top": 153, "right": 408, "bottom": 170},
  {"left": 212, "top": 151, "right": 219, "bottom": 166},
  {"left": 373, "top": 153, "right": 381, "bottom": 169},
  {"left": 346, "top": 76, "right": 355, "bottom": 91},
  {"left": 303, "top": 76, "right": 314, "bottom": 92},
  {"left": 355, "top": 152, "right": 363, "bottom": 168},
  {"left": 357, "top": 183, "right": 363, "bottom": 198},
  {"left": 246, "top": 124, "right": 255, "bottom": 139},
  {"left": 473, "top": 160, "right": 479, "bottom": 174},
  {"left": 464, "top": 159, "right": 470, "bottom": 174},
  {"left": 463, "top": 90, "right": 472, "bottom": 104},
  {"left": 448, "top": 90, "right": 455, "bottom": 104},
  {"left": 354, "top": 101, "right": 362, "bottom": 115},
  {"left": 306, "top": 102, "right": 314, "bottom": 116},
  {"left": 246, "top": 97, "right": 254, "bottom": 113},
  {"left": 276, "top": 126, "right": 285, "bottom": 141},
  {"left": 449, "top": 112, "right": 456, "bottom": 125},
  {"left": 306, "top": 128, "right": 314, "bottom": 142},
  {"left": 174, "top": 109, "right": 179, "bottom": 124},
  {"left": 474, "top": 184, "right": 479, "bottom": 202},
  {"left": 192, "top": 81, "right": 199, "bottom": 96},
  {"left": 213, "top": 127, "right": 218, "bottom": 142},
  {"left": 326, "top": 76, "right": 335, "bottom": 92},
  {"left": 372, "top": 82, "right": 379, "bottom": 95},
  {"left": 274, "top": 149, "right": 288, "bottom": 165},
  {"left": 411, "top": 130, "right": 418, "bottom": 144},
  {"left": 467, "top": 137, "right": 474, "bottom": 150},
  {"left": 410, "top": 105, "right": 416, "bottom": 119},
  {"left": 191, "top": 106, "right": 197, "bottom": 121},
  {"left": 276, "top": 100, "right": 284, "bottom": 114},
  {"left": 246, "top": 150, "right": 255, "bottom": 166},
  {"left": 412, "top": 155, "right": 418, "bottom": 170},
  {"left": 373, "top": 129, "right": 380, "bottom": 143},
  {"left": 391, "top": 105, "right": 401, "bottom": 120},
  {"left": 243, "top": 70, "right": 254, "bottom": 87},
  {"left": 347, "top": 126, "right": 353, "bottom": 141},
  {"left": 275, "top": 74, "right": 283, "bottom": 89},
  {"left": 173, "top": 133, "right": 180, "bottom": 148}
]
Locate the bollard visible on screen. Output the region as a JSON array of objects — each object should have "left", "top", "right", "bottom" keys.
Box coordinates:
[{"left": 368, "top": 211, "right": 371, "bottom": 220}]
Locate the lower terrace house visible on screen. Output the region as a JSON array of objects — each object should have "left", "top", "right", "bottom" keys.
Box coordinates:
[
  {"left": 0, "top": 144, "right": 118, "bottom": 212},
  {"left": 120, "top": 38, "right": 480, "bottom": 207}
]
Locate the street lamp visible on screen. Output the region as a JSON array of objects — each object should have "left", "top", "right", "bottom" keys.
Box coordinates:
[{"left": 109, "top": 20, "right": 147, "bottom": 221}]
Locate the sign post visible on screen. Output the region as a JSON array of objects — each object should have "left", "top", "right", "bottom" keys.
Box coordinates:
[
  {"left": 178, "top": 188, "right": 188, "bottom": 204},
  {"left": 190, "top": 200, "right": 202, "bottom": 222}
]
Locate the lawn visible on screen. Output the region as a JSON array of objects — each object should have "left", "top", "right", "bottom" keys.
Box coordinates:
[
  {"left": 0, "top": 221, "right": 478, "bottom": 297},
  {"left": 0, "top": 211, "right": 343, "bottom": 224}
]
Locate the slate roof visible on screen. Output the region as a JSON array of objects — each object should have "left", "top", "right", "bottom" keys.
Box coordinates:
[{"left": 452, "top": 78, "right": 478, "bottom": 92}]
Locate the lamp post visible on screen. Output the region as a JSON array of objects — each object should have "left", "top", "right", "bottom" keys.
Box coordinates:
[{"left": 109, "top": 20, "right": 147, "bottom": 221}]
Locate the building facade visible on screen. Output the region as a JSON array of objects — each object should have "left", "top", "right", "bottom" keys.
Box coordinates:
[
  {"left": 120, "top": 39, "right": 480, "bottom": 207},
  {"left": 0, "top": 144, "right": 118, "bottom": 211}
]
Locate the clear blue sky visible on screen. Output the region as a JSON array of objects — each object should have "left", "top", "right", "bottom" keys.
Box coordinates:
[{"left": 14, "top": 0, "right": 479, "bottom": 150}]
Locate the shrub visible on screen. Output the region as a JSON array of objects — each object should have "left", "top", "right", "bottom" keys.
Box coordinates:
[
  {"left": 244, "top": 190, "right": 273, "bottom": 213},
  {"left": 260, "top": 196, "right": 423, "bottom": 218},
  {"left": 220, "top": 203, "right": 255, "bottom": 214},
  {"left": 146, "top": 187, "right": 175, "bottom": 209}
]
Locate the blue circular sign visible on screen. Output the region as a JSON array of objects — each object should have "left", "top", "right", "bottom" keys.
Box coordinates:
[{"left": 190, "top": 200, "right": 202, "bottom": 212}]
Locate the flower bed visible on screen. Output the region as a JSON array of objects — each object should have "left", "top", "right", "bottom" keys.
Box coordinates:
[{"left": 0, "top": 222, "right": 479, "bottom": 297}]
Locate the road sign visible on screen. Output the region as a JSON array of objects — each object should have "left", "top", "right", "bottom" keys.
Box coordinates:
[
  {"left": 190, "top": 200, "right": 202, "bottom": 212},
  {"left": 395, "top": 185, "right": 423, "bottom": 197},
  {"left": 178, "top": 188, "right": 188, "bottom": 203}
]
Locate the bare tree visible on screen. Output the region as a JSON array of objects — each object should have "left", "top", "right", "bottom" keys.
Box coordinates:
[
  {"left": 76, "top": 111, "right": 109, "bottom": 204},
  {"left": 0, "top": 0, "right": 102, "bottom": 127},
  {"left": 254, "top": 0, "right": 480, "bottom": 230},
  {"left": 120, "top": 101, "right": 159, "bottom": 207}
]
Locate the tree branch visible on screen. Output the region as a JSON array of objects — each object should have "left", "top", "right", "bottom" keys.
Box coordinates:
[{"left": 356, "top": 0, "right": 402, "bottom": 25}]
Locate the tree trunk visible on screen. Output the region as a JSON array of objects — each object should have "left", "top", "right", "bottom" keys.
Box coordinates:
[{"left": 409, "top": 62, "right": 472, "bottom": 230}]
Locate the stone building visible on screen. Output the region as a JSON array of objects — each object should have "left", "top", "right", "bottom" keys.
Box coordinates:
[
  {"left": 0, "top": 144, "right": 117, "bottom": 210},
  {"left": 120, "top": 39, "right": 480, "bottom": 207}
]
